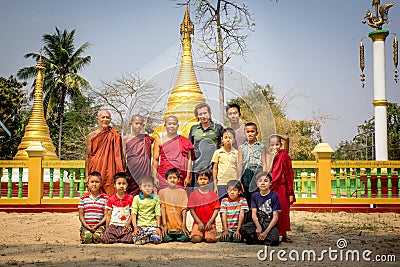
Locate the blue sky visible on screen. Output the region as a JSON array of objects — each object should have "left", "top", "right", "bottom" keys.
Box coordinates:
[{"left": 1, "top": 0, "right": 399, "bottom": 148}]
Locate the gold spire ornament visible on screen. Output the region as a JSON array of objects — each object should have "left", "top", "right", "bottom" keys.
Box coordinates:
[
  {"left": 14, "top": 51, "right": 58, "bottom": 160},
  {"left": 360, "top": 41, "right": 366, "bottom": 88},
  {"left": 362, "top": 1, "right": 394, "bottom": 30},
  {"left": 153, "top": 4, "right": 205, "bottom": 138}
]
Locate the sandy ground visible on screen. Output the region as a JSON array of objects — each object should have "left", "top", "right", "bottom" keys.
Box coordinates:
[{"left": 0, "top": 211, "right": 399, "bottom": 267}]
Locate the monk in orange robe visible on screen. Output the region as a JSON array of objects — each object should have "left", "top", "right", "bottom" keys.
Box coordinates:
[
  {"left": 85, "top": 110, "right": 124, "bottom": 196},
  {"left": 123, "top": 115, "right": 154, "bottom": 196}
]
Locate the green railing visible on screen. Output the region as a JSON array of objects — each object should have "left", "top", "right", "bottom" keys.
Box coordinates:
[
  {"left": 0, "top": 143, "right": 400, "bottom": 206},
  {"left": 0, "top": 163, "right": 85, "bottom": 199},
  {"left": 292, "top": 161, "right": 317, "bottom": 198},
  {"left": 331, "top": 161, "right": 400, "bottom": 199},
  {"left": 41, "top": 161, "right": 86, "bottom": 199}
]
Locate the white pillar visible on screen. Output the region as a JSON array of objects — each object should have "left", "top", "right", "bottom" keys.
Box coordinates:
[{"left": 369, "top": 30, "right": 389, "bottom": 160}]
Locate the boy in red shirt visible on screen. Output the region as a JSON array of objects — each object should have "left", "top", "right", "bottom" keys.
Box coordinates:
[
  {"left": 100, "top": 172, "right": 134, "bottom": 244},
  {"left": 187, "top": 169, "right": 220, "bottom": 243}
]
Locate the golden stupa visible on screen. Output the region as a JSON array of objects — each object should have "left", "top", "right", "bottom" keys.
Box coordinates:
[
  {"left": 13, "top": 53, "right": 58, "bottom": 160},
  {"left": 153, "top": 4, "right": 205, "bottom": 138}
]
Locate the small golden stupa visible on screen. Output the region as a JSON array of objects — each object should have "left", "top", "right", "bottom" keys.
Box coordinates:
[
  {"left": 153, "top": 4, "right": 205, "bottom": 138},
  {"left": 13, "top": 53, "right": 58, "bottom": 160}
]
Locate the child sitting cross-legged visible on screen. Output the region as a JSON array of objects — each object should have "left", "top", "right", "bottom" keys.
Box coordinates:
[
  {"left": 100, "top": 172, "right": 134, "bottom": 244},
  {"left": 158, "top": 168, "right": 190, "bottom": 242},
  {"left": 219, "top": 180, "right": 249, "bottom": 243},
  {"left": 188, "top": 169, "right": 220, "bottom": 243},
  {"left": 239, "top": 172, "right": 280, "bottom": 246},
  {"left": 78, "top": 171, "right": 108, "bottom": 244},
  {"left": 131, "top": 176, "right": 162, "bottom": 244}
]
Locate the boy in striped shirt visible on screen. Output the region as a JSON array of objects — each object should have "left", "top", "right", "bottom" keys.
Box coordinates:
[
  {"left": 78, "top": 171, "right": 108, "bottom": 244},
  {"left": 219, "top": 180, "right": 249, "bottom": 242}
]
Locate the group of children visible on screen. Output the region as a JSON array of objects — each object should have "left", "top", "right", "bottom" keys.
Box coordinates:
[{"left": 79, "top": 123, "right": 295, "bottom": 246}]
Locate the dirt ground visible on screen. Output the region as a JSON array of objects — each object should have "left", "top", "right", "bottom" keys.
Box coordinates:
[{"left": 0, "top": 211, "right": 399, "bottom": 267}]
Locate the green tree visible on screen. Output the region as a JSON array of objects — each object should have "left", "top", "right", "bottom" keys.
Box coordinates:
[
  {"left": 0, "top": 76, "right": 29, "bottom": 159},
  {"left": 17, "top": 28, "right": 91, "bottom": 158},
  {"left": 228, "top": 83, "right": 322, "bottom": 160},
  {"left": 333, "top": 102, "right": 400, "bottom": 160},
  {"left": 61, "top": 95, "right": 100, "bottom": 160}
]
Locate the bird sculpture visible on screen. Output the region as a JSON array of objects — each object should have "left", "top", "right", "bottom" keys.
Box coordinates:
[{"left": 362, "top": 0, "right": 394, "bottom": 30}]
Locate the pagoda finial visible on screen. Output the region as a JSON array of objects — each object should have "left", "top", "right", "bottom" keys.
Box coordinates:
[
  {"left": 180, "top": 3, "right": 194, "bottom": 42},
  {"left": 35, "top": 48, "right": 45, "bottom": 71},
  {"left": 14, "top": 49, "right": 58, "bottom": 160},
  {"left": 153, "top": 3, "right": 205, "bottom": 138}
]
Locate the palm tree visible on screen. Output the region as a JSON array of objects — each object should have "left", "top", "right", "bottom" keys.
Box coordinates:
[{"left": 17, "top": 27, "right": 91, "bottom": 158}]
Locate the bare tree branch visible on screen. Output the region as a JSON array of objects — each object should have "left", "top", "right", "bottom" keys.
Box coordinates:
[{"left": 88, "top": 73, "right": 163, "bottom": 135}]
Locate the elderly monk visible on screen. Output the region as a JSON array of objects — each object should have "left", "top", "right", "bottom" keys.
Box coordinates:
[
  {"left": 122, "top": 114, "right": 154, "bottom": 196},
  {"left": 85, "top": 110, "right": 124, "bottom": 196}
]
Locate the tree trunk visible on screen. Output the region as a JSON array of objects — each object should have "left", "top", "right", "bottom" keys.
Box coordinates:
[
  {"left": 216, "top": 0, "right": 225, "bottom": 124},
  {"left": 58, "top": 88, "right": 66, "bottom": 159}
]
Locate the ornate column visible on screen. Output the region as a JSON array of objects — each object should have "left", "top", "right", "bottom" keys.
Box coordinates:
[
  {"left": 370, "top": 30, "right": 389, "bottom": 160},
  {"left": 361, "top": 1, "right": 395, "bottom": 160}
]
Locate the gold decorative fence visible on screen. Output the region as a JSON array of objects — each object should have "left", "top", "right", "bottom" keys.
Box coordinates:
[
  {"left": 0, "top": 143, "right": 399, "bottom": 207},
  {"left": 0, "top": 157, "right": 85, "bottom": 205}
]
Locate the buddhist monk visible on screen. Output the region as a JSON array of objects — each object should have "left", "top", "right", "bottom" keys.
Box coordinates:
[
  {"left": 122, "top": 114, "right": 154, "bottom": 195},
  {"left": 85, "top": 110, "right": 124, "bottom": 196},
  {"left": 152, "top": 115, "right": 194, "bottom": 190}
]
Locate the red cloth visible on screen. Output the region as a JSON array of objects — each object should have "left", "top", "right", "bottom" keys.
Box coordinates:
[
  {"left": 88, "top": 127, "right": 124, "bottom": 197},
  {"left": 270, "top": 149, "right": 296, "bottom": 236},
  {"left": 157, "top": 135, "right": 194, "bottom": 189},
  {"left": 125, "top": 134, "right": 154, "bottom": 196},
  {"left": 187, "top": 189, "right": 220, "bottom": 225}
]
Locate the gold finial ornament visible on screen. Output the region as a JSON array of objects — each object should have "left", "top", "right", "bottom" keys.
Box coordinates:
[
  {"left": 362, "top": 1, "right": 394, "bottom": 30},
  {"left": 14, "top": 50, "right": 59, "bottom": 160},
  {"left": 153, "top": 4, "right": 205, "bottom": 138},
  {"left": 394, "top": 36, "right": 398, "bottom": 83},
  {"left": 360, "top": 41, "right": 366, "bottom": 88}
]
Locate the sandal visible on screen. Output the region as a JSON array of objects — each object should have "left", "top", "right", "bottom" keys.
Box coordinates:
[{"left": 281, "top": 236, "right": 293, "bottom": 243}]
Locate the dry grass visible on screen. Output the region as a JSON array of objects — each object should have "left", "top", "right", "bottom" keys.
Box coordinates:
[{"left": 0, "top": 211, "right": 399, "bottom": 266}]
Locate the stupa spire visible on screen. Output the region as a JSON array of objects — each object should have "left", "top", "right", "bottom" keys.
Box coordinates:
[
  {"left": 154, "top": 4, "right": 205, "bottom": 137},
  {"left": 14, "top": 51, "right": 58, "bottom": 160}
]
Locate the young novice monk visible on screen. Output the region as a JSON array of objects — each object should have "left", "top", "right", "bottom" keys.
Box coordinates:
[
  {"left": 123, "top": 114, "right": 154, "bottom": 195},
  {"left": 240, "top": 172, "right": 280, "bottom": 246},
  {"left": 131, "top": 176, "right": 162, "bottom": 244},
  {"left": 158, "top": 168, "right": 190, "bottom": 242},
  {"left": 266, "top": 134, "right": 295, "bottom": 243},
  {"left": 212, "top": 128, "right": 238, "bottom": 200},
  {"left": 187, "top": 169, "right": 220, "bottom": 243},
  {"left": 100, "top": 172, "right": 134, "bottom": 244},
  {"left": 219, "top": 180, "right": 249, "bottom": 242},
  {"left": 78, "top": 171, "right": 108, "bottom": 244}
]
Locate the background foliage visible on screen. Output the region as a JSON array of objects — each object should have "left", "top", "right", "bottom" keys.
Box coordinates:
[
  {"left": 0, "top": 76, "right": 29, "bottom": 159},
  {"left": 333, "top": 102, "right": 400, "bottom": 160},
  {"left": 228, "top": 84, "right": 322, "bottom": 160}
]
